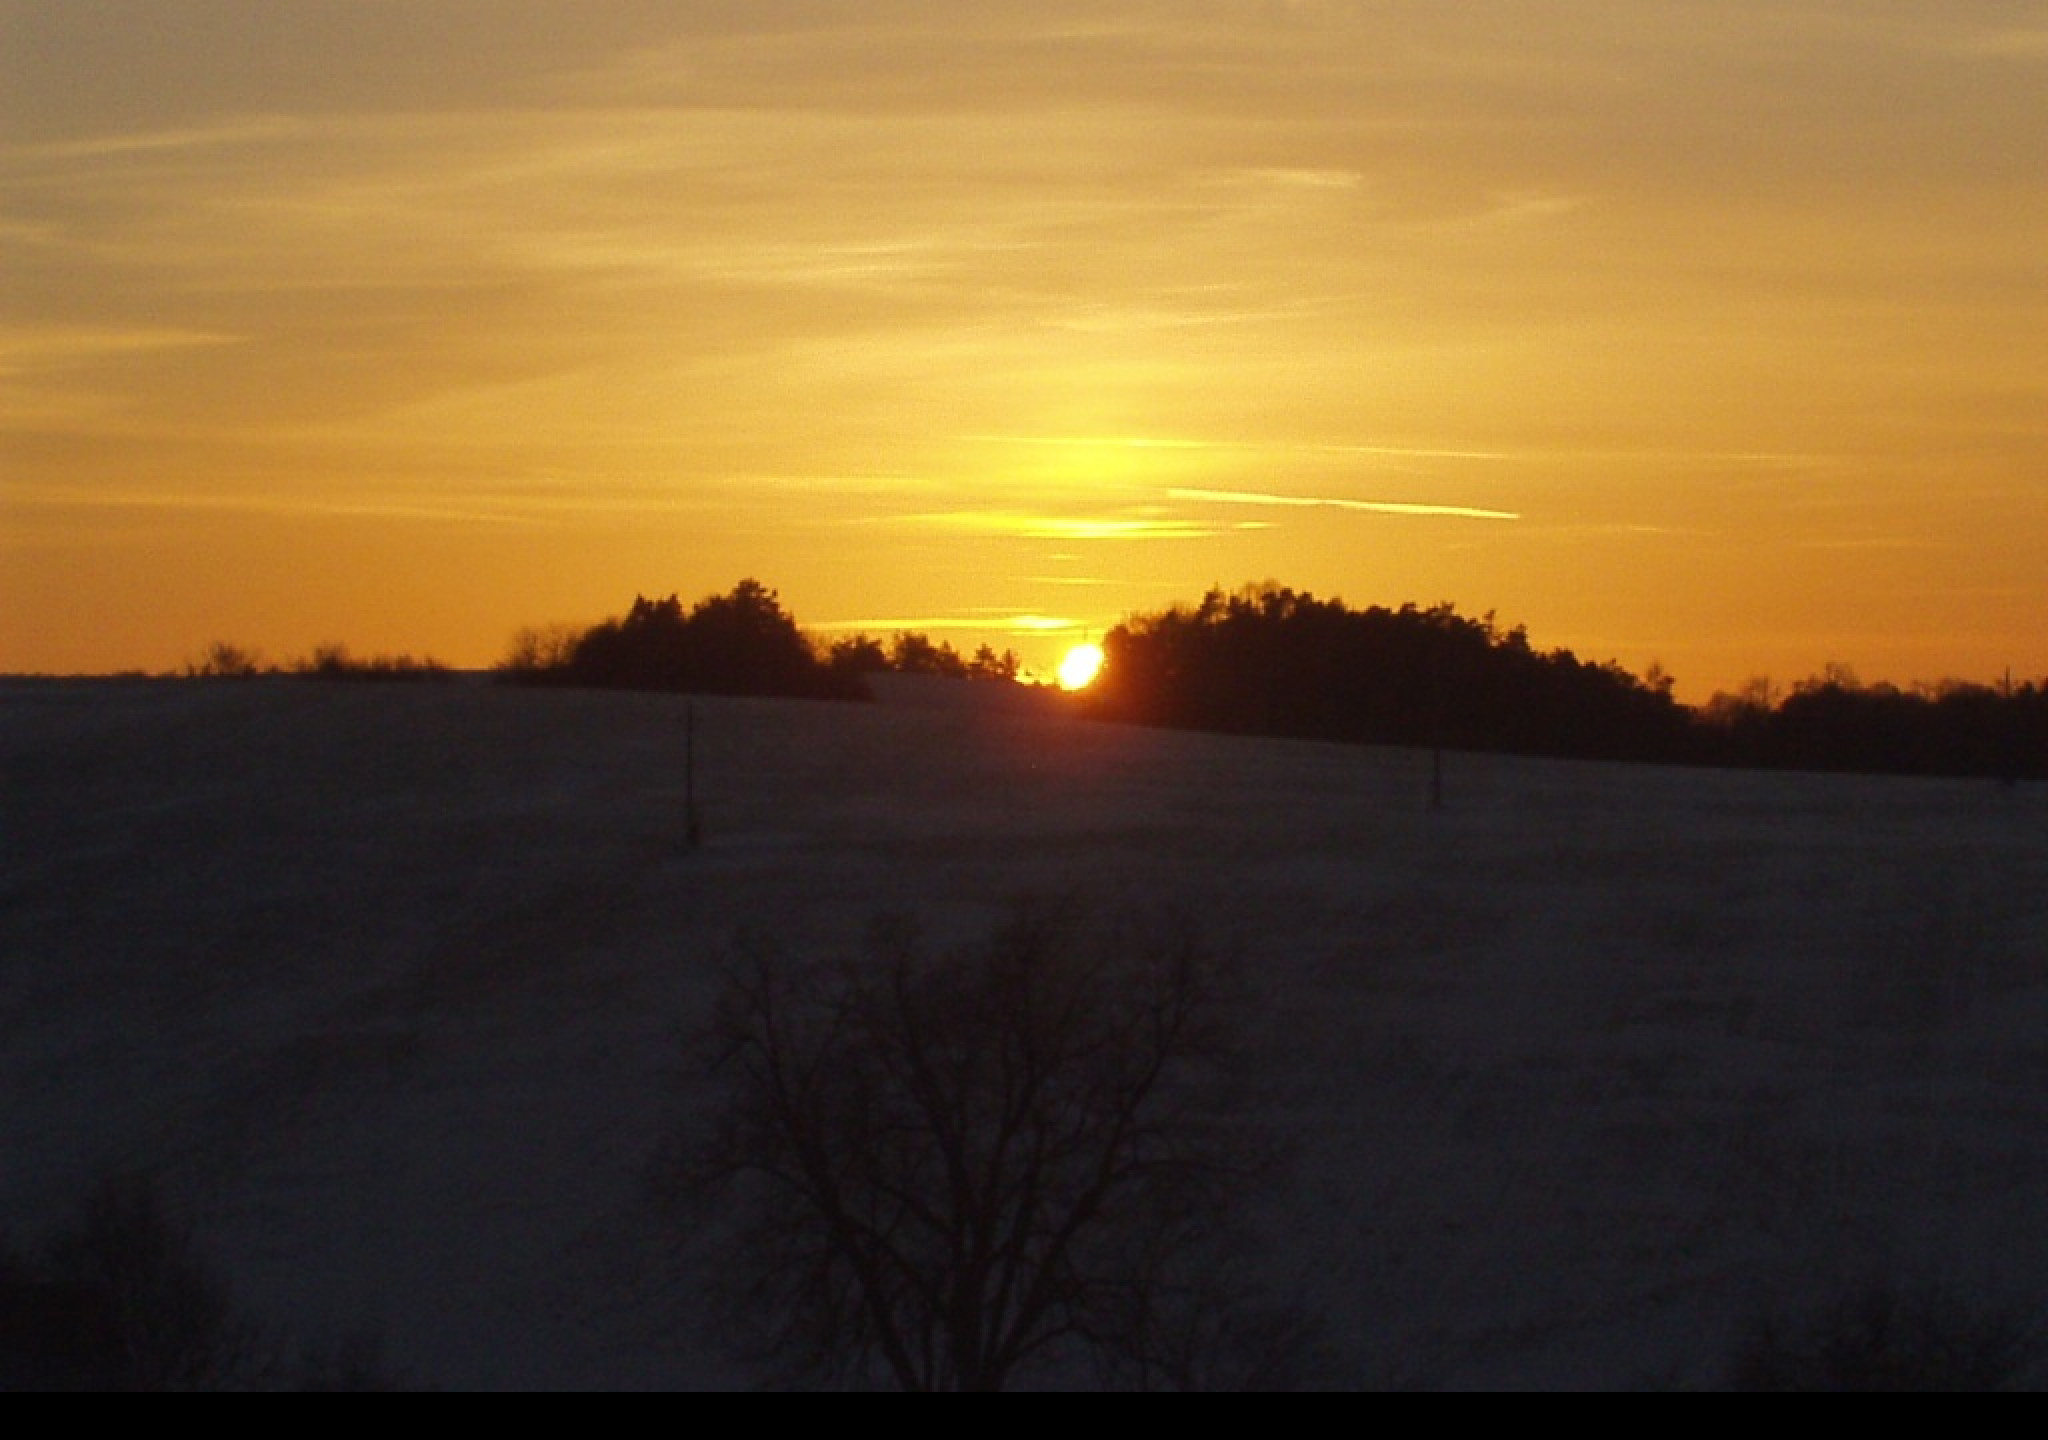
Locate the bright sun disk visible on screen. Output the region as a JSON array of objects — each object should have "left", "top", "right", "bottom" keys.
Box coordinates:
[{"left": 1057, "top": 644, "right": 1105, "bottom": 691}]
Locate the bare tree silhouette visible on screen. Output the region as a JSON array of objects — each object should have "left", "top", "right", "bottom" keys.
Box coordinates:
[{"left": 684, "top": 902, "right": 1293, "bottom": 1390}]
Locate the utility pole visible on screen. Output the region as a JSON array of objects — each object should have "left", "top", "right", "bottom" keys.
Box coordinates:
[
  {"left": 1429, "top": 647, "right": 1447, "bottom": 813},
  {"left": 684, "top": 702, "right": 703, "bottom": 850},
  {"left": 2000, "top": 668, "right": 2020, "bottom": 790}
]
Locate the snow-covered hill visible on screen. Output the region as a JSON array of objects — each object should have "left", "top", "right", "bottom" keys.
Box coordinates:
[{"left": 4, "top": 678, "right": 2045, "bottom": 1387}]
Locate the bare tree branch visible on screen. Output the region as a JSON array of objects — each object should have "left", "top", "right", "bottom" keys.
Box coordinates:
[{"left": 682, "top": 899, "right": 1288, "bottom": 1390}]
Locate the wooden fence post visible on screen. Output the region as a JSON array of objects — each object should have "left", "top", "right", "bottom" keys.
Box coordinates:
[{"left": 685, "top": 702, "right": 704, "bottom": 849}]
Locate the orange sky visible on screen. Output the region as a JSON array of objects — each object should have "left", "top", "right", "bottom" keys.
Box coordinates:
[{"left": 4, "top": 2, "right": 2044, "bottom": 697}]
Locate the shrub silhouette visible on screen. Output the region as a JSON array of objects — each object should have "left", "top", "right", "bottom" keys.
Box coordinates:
[
  {"left": 1, "top": 1175, "right": 405, "bottom": 1391},
  {"left": 0, "top": 1176, "right": 254, "bottom": 1391},
  {"left": 183, "top": 641, "right": 267, "bottom": 679},
  {"left": 683, "top": 901, "right": 1289, "bottom": 1390},
  {"left": 290, "top": 644, "right": 449, "bottom": 683},
  {"left": 497, "top": 622, "right": 584, "bottom": 682},
  {"left": 1728, "top": 1280, "right": 2043, "bottom": 1392},
  {"left": 179, "top": 642, "right": 449, "bottom": 683}
]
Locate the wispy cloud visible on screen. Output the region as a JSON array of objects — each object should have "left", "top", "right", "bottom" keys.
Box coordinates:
[
  {"left": 6, "top": 483, "right": 540, "bottom": 530},
  {"left": 1168, "top": 487, "right": 1521, "bottom": 522},
  {"left": 1207, "top": 167, "right": 1364, "bottom": 193},
  {"left": 973, "top": 434, "right": 1518, "bottom": 463},
  {"left": 1523, "top": 522, "right": 1699, "bottom": 540},
  {"left": 1796, "top": 537, "right": 1957, "bottom": 553},
  {"left": 891, "top": 510, "right": 1231, "bottom": 541},
  {"left": 0, "top": 117, "right": 307, "bottom": 162},
  {"left": 0, "top": 326, "right": 241, "bottom": 368},
  {"left": 814, "top": 613, "right": 1083, "bottom": 636},
  {"left": 1951, "top": 27, "right": 2048, "bottom": 60}
]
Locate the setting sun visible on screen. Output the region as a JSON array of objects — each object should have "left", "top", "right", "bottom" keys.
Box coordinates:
[{"left": 1057, "top": 644, "right": 1106, "bottom": 692}]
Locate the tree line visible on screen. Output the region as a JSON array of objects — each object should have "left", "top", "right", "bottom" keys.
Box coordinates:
[
  {"left": 1087, "top": 584, "right": 2043, "bottom": 782},
  {"left": 183, "top": 641, "right": 449, "bottom": 683},
  {"left": 495, "top": 579, "right": 1020, "bottom": 698},
  {"left": 1091, "top": 584, "right": 1690, "bottom": 764},
  {"left": 1691, "top": 668, "right": 2045, "bottom": 782},
  {"left": 496, "top": 579, "right": 2040, "bottom": 781},
  {"left": 189, "top": 576, "right": 2041, "bottom": 781}
]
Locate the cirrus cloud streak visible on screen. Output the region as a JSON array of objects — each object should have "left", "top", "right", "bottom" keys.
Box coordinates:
[{"left": 1169, "top": 487, "right": 1521, "bottom": 523}]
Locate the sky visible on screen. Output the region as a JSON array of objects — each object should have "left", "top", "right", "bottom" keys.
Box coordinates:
[{"left": 3, "top": 1, "right": 2044, "bottom": 695}]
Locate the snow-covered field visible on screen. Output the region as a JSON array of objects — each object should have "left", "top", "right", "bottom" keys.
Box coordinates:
[{"left": 4, "top": 677, "right": 2045, "bottom": 1387}]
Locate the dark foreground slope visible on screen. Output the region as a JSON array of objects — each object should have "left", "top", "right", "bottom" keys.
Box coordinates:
[{"left": 3, "top": 678, "right": 2046, "bottom": 1386}]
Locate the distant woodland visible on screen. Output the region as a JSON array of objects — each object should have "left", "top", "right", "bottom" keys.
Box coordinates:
[
  {"left": 194, "top": 578, "right": 2043, "bottom": 783},
  {"left": 1093, "top": 584, "right": 2043, "bottom": 783},
  {"left": 495, "top": 578, "right": 1021, "bottom": 699}
]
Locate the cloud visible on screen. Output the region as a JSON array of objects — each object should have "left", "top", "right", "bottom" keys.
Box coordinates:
[
  {"left": 0, "top": 326, "right": 241, "bottom": 367},
  {"left": 1795, "top": 537, "right": 1956, "bottom": 553},
  {"left": 1950, "top": 27, "right": 2048, "bottom": 60},
  {"left": 893, "top": 510, "right": 1229, "bottom": 542},
  {"left": 5, "top": 481, "right": 544, "bottom": 530},
  {"left": 972, "top": 434, "right": 1517, "bottom": 463},
  {"left": 814, "top": 613, "right": 1084, "bottom": 636},
  {"left": 1168, "top": 487, "right": 1521, "bottom": 522},
  {"left": 0, "top": 117, "right": 307, "bottom": 162}
]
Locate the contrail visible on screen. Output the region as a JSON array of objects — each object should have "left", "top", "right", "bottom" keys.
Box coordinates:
[{"left": 1169, "top": 487, "right": 1521, "bottom": 522}]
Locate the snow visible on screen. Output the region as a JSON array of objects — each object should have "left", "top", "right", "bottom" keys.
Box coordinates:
[{"left": 4, "top": 677, "right": 2046, "bottom": 1387}]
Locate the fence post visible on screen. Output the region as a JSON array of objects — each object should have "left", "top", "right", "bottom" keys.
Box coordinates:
[{"left": 685, "top": 702, "right": 703, "bottom": 850}]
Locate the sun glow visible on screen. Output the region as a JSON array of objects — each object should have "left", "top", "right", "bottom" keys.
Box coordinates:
[
  {"left": 3, "top": 7, "right": 2044, "bottom": 694},
  {"left": 1057, "top": 643, "right": 1105, "bottom": 692}
]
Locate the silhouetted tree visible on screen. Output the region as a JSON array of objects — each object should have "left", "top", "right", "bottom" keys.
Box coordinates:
[
  {"left": 495, "top": 584, "right": 1038, "bottom": 700},
  {"left": 1697, "top": 668, "right": 2047, "bottom": 780},
  {"left": 549, "top": 581, "right": 858, "bottom": 700},
  {"left": 1092, "top": 584, "right": 1689, "bottom": 764},
  {"left": 684, "top": 579, "right": 831, "bottom": 696},
  {"left": 968, "top": 644, "right": 1022, "bottom": 683},
  {"left": 887, "top": 632, "right": 970, "bottom": 679},
  {"left": 826, "top": 634, "right": 890, "bottom": 681},
  {"left": 686, "top": 902, "right": 1288, "bottom": 1390},
  {"left": 567, "top": 594, "right": 692, "bottom": 691}
]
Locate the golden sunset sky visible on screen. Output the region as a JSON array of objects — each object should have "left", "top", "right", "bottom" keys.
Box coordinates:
[{"left": 3, "top": 2, "right": 2043, "bottom": 695}]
